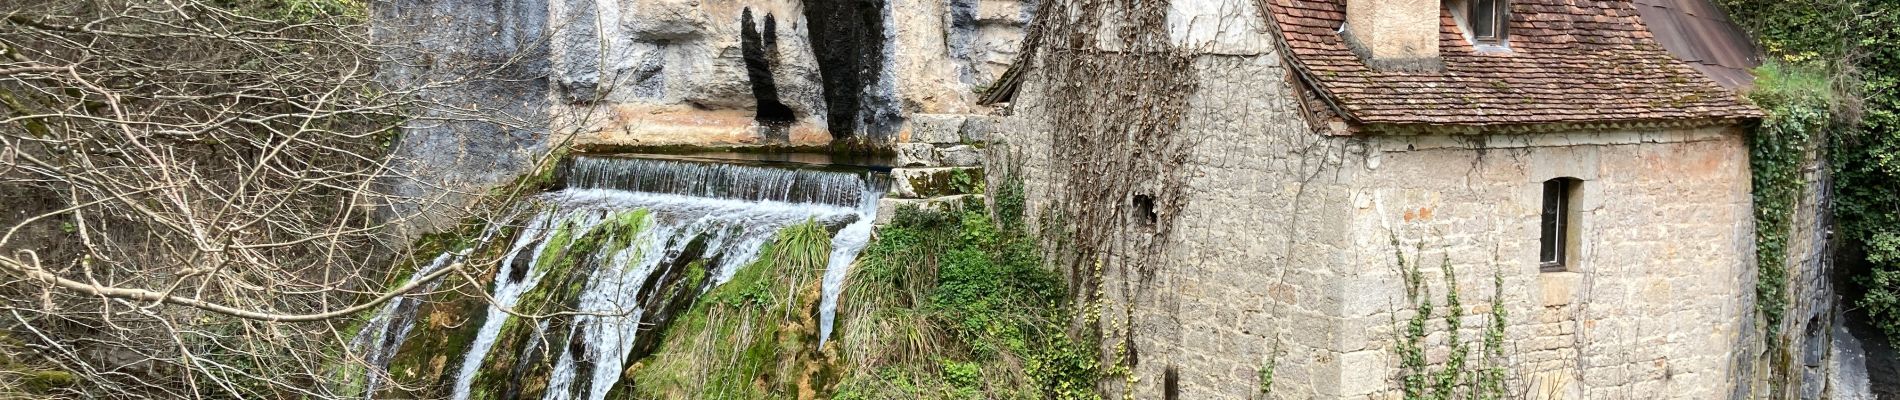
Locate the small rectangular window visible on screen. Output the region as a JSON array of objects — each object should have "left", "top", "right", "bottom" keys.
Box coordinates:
[
  {"left": 1469, "top": 0, "right": 1508, "bottom": 45},
  {"left": 1540, "top": 178, "right": 1577, "bottom": 272}
]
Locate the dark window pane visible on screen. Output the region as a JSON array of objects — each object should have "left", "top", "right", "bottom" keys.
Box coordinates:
[
  {"left": 1539, "top": 178, "right": 1572, "bottom": 273},
  {"left": 1472, "top": 0, "right": 1497, "bottom": 38}
]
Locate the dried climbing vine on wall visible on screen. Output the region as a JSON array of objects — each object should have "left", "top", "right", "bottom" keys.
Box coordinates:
[{"left": 1023, "top": 0, "right": 1200, "bottom": 387}]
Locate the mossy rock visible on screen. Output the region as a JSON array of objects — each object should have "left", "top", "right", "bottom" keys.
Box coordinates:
[{"left": 894, "top": 168, "right": 985, "bottom": 198}]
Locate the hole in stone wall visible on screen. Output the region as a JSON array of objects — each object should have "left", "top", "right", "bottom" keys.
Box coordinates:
[{"left": 1133, "top": 194, "right": 1158, "bottom": 226}]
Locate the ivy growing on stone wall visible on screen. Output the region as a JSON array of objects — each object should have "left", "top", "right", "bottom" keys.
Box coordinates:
[
  {"left": 1717, "top": 0, "right": 1900, "bottom": 343},
  {"left": 1017, "top": 0, "right": 1199, "bottom": 390},
  {"left": 1743, "top": 61, "right": 1833, "bottom": 336}
]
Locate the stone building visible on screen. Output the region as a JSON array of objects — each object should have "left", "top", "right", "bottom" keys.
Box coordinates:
[{"left": 991, "top": 0, "right": 1769, "bottom": 398}]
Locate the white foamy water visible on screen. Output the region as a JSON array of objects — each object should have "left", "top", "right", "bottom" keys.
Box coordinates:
[
  {"left": 450, "top": 211, "right": 567, "bottom": 400},
  {"left": 818, "top": 185, "right": 881, "bottom": 346},
  {"left": 440, "top": 156, "right": 883, "bottom": 400}
]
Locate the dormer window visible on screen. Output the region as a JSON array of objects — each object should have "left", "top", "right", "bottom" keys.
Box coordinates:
[{"left": 1466, "top": 0, "right": 1509, "bottom": 45}]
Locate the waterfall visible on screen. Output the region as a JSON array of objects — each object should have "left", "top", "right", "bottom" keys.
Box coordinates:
[
  {"left": 565, "top": 155, "right": 875, "bottom": 207},
  {"left": 451, "top": 211, "right": 563, "bottom": 400},
  {"left": 348, "top": 252, "right": 456, "bottom": 397},
  {"left": 437, "top": 155, "right": 882, "bottom": 400},
  {"left": 818, "top": 184, "right": 879, "bottom": 346}
]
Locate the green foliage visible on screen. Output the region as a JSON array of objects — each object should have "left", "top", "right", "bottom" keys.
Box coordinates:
[
  {"left": 1712, "top": 1, "right": 1854, "bottom": 63},
  {"left": 832, "top": 177, "right": 1099, "bottom": 400},
  {"left": 1478, "top": 272, "right": 1508, "bottom": 399},
  {"left": 627, "top": 221, "right": 833, "bottom": 399},
  {"left": 1832, "top": 6, "right": 1900, "bottom": 344},
  {"left": 1257, "top": 347, "right": 1277, "bottom": 397},
  {"left": 950, "top": 169, "right": 987, "bottom": 195},
  {"left": 1389, "top": 237, "right": 1509, "bottom": 400},
  {"left": 1720, "top": 0, "right": 1900, "bottom": 343},
  {"left": 1744, "top": 61, "right": 1834, "bottom": 335}
]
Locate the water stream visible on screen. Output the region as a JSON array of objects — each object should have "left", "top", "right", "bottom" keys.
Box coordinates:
[{"left": 369, "top": 155, "right": 883, "bottom": 400}]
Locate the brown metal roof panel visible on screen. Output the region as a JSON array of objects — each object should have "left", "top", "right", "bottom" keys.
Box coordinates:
[
  {"left": 1683, "top": 11, "right": 1759, "bottom": 68},
  {"left": 1636, "top": 0, "right": 1760, "bottom": 88},
  {"left": 1638, "top": 3, "right": 1708, "bottom": 63}
]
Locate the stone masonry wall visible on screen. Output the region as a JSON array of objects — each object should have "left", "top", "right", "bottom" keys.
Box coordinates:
[
  {"left": 992, "top": 3, "right": 1760, "bottom": 398},
  {"left": 1336, "top": 128, "right": 1755, "bottom": 399},
  {"left": 994, "top": 42, "right": 1362, "bottom": 399}
]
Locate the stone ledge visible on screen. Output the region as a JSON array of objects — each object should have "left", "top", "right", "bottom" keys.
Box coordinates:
[
  {"left": 905, "top": 114, "right": 968, "bottom": 144},
  {"left": 876, "top": 194, "right": 983, "bottom": 224},
  {"left": 889, "top": 167, "right": 985, "bottom": 198},
  {"left": 900, "top": 113, "right": 1001, "bottom": 145},
  {"left": 894, "top": 143, "right": 984, "bottom": 167}
]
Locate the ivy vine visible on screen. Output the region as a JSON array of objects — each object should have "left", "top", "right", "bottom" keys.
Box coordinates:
[
  {"left": 1743, "top": 61, "right": 1831, "bottom": 336},
  {"left": 1718, "top": 0, "right": 1900, "bottom": 343}
]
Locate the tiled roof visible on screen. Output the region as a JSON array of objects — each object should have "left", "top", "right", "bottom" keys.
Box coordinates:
[{"left": 1263, "top": 0, "right": 1762, "bottom": 129}]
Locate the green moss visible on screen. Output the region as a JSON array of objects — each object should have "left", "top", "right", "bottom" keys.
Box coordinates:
[
  {"left": 20, "top": 370, "right": 75, "bottom": 393},
  {"left": 469, "top": 209, "right": 652, "bottom": 399},
  {"left": 905, "top": 168, "right": 986, "bottom": 198},
  {"left": 625, "top": 222, "right": 833, "bottom": 400}
]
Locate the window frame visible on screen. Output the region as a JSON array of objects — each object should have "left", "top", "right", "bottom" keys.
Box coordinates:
[
  {"left": 1539, "top": 178, "right": 1579, "bottom": 272},
  {"left": 1467, "top": 0, "right": 1510, "bottom": 46}
]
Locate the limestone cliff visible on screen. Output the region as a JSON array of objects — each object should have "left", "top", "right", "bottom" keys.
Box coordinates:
[{"left": 374, "top": 0, "right": 1030, "bottom": 237}]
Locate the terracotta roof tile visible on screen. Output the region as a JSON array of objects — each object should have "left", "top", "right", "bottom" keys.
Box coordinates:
[{"left": 1263, "top": 0, "right": 1762, "bottom": 128}]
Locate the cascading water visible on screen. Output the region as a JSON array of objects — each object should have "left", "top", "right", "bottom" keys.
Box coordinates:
[
  {"left": 349, "top": 252, "right": 455, "bottom": 397},
  {"left": 432, "top": 155, "right": 883, "bottom": 400},
  {"left": 451, "top": 211, "right": 560, "bottom": 400},
  {"left": 351, "top": 219, "right": 508, "bottom": 398}
]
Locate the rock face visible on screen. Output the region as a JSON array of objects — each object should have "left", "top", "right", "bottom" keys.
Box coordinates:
[
  {"left": 372, "top": 0, "right": 554, "bottom": 238},
  {"left": 374, "top": 0, "right": 1031, "bottom": 237},
  {"left": 542, "top": 0, "right": 1032, "bottom": 147}
]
